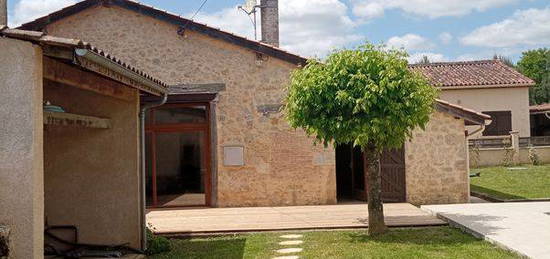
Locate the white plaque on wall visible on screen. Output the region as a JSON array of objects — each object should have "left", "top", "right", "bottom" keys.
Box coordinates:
[{"left": 223, "top": 146, "right": 244, "bottom": 166}]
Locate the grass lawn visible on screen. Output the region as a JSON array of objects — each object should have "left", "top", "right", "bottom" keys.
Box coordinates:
[
  {"left": 470, "top": 164, "right": 550, "bottom": 200},
  {"left": 148, "top": 227, "right": 518, "bottom": 259}
]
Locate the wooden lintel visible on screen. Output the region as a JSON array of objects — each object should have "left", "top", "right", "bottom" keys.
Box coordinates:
[
  {"left": 43, "top": 56, "right": 135, "bottom": 102},
  {"left": 44, "top": 111, "right": 111, "bottom": 129},
  {"left": 43, "top": 46, "right": 74, "bottom": 60}
]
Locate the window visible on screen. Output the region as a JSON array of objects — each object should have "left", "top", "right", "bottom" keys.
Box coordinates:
[{"left": 482, "top": 111, "right": 512, "bottom": 136}]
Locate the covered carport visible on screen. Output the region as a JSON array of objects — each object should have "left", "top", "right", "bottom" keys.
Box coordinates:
[{"left": 0, "top": 27, "right": 168, "bottom": 258}]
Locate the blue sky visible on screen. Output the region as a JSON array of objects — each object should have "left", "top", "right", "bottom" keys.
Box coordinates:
[{"left": 7, "top": 0, "right": 550, "bottom": 63}]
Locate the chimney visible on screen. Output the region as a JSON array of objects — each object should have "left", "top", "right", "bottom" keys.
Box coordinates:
[
  {"left": 260, "top": 0, "right": 279, "bottom": 47},
  {"left": 0, "top": 0, "right": 6, "bottom": 26}
]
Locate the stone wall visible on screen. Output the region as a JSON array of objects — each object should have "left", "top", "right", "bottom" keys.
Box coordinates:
[
  {"left": 0, "top": 37, "right": 44, "bottom": 259},
  {"left": 405, "top": 111, "right": 470, "bottom": 205},
  {"left": 45, "top": 5, "right": 336, "bottom": 207}
]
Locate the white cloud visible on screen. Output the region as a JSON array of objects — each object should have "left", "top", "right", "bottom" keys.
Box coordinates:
[
  {"left": 439, "top": 32, "right": 453, "bottom": 44},
  {"left": 193, "top": 7, "right": 257, "bottom": 40},
  {"left": 455, "top": 47, "right": 521, "bottom": 61},
  {"left": 461, "top": 7, "right": 550, "bottom": 48},
  {"left": 387, "top": 34, "right": 434, "bottom": 51},
  {"left": 194, "top": 0, "right": 362, "bottom": 57},
  {"left": 8, "top": 0, "right": 78, "bottom": 27},
  {"left": 352, "top": 0, "right": 518, "bottom": 20},
  {"left": 408, "top": 52, "right": 447, "bottom": 63},
  {"left": 352, "top": 2, "right": 384, "bottom": 20}
]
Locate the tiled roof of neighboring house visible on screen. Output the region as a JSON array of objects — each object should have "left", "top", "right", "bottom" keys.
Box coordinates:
[
  {"left": 409, "top": 60, "right": 535, "bottom": 89},
  {"left": 530, "top": 103, "right": 550, "bottom": 113},
  {"left": 435, "top": 99, "right": 491, "bottom": 125},
  {"left": 18, "top": 0, "right": 308, "bottom": 66},
  {"left": 0, "top": 26, "right": 169, "bottom": 96}
]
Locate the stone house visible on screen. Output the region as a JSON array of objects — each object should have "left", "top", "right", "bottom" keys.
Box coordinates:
[
  {"left": 411, "top": 60, "right": 535, "bottom": 138},
  {"left": 0, "top": 26, "right": 169, "bottom": 257},
  {"left": 17, "top": 0, "right": 491, "bottom": 210}
]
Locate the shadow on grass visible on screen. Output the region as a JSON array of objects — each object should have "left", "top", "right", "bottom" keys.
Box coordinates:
[
  {"left": 470, "top": 184, "right": 527, "bottom": 200},
  {"left": 346, "top": 227, "right": 484, "bottom": 246},
  {"left": 150, "top": 238, "right": 246, "bottom": 259}
]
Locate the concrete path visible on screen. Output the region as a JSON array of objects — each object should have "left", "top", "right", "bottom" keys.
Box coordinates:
[
  {"left": 422, "top": 202, "right": 550, "bottom": 259},
  {"left": 147, "top": 203, "right": 445, "bottom": 235}
]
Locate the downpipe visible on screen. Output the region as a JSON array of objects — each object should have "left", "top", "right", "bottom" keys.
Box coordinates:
[
  {"left": 139, "top": 94, "right": 167, "bottom": 251},
  {"left": 467, "top": 124, "right": 486, "bottom": 137}
]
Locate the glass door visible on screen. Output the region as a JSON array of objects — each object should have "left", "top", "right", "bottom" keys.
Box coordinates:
[{"left": 145, "top": 103, "right": 210, "bottom": 207}]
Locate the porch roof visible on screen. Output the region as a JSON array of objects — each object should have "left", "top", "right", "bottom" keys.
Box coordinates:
[
  {"left": 0, "top": 26, "right": 169, "bottom": 96},
  {"left": 435, "top": 99, "right": 492, "bottom": 125}
]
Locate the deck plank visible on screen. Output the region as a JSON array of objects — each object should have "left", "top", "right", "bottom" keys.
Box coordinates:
[{"left": 147, "top": 203, "right": 446, "bottom": 234}]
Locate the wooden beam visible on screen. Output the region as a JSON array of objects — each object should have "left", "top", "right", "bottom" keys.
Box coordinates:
[
  {"left": 44, "top": 111, "right": 111, "bottom": 129},
  {"left": 43, "top": 56, "right": 135, "bottom": 102}
]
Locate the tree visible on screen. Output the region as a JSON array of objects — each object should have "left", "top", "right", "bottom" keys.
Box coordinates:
[
  {"left": 516, "top": 48, "right": 550, "bottom": 104},
  {"left": 418, "top": 55, "right": 431, "bottom": 64},
  {"left": 493, "top": 54, "right": 515, "bottom": 68},
  {"left": 285, "top": 43, "right": 438, "bottom": 235}
]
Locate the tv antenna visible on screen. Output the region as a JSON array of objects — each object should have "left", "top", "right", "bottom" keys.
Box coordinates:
[{"left": 238, "top": 0, "right": 260, "bottom": 40}]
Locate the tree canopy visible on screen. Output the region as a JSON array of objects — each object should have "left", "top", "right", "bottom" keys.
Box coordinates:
[
  {"left": 516, "top": 48, "right": 550, "bottom": 105},
  {"left": 285, "top": 43, "right": 438, "bottom": 153}
]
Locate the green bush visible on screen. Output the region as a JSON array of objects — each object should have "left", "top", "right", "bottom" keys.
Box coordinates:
[
  {"left": 529, "top": 146, "right": 541, "bottom": 165},
  {"left": 146, "top": 226, "right": 171, "bottom": 255}
]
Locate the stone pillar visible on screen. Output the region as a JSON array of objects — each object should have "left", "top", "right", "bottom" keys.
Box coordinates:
[
  {"left": 510, "top": 131, "right": 520, "bottom": 165},
  {"left": 260, "top": 0, "right": 279, "bottom": 47},
  {"left": 0, "top": 0, "right": 7, "bottom": 26},
  {"left": 0, "top": 37, "right": 44, "bottom": 259}
]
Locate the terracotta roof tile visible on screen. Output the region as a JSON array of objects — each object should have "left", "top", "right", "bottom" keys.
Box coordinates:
[
  {"left": 18, "top": 0, "right": 308, "bottom": 66},
  {"left": 409, "top": 60, "right": 535, "bottom": 88},
  {"left": 435, "top": 99, "right": 491, "bottom": 125}
]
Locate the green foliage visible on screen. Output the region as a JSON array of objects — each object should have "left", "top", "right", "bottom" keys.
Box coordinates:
[
  {"left": 418, "top": 55, "right": 430, "bottom": 64},
  {"left": 493, "top": 54, "right": 515, "bottom": 67},
  {"left": 528, "top": 146, "right": 541, "bottom": 166},
  {"left": 516, "top": 48, "right": 550, "bottom": 104},
  {"left": 285, "top": 43, "right": 438, "bottom": 152},
  {"left": 146, "top": 226, "right": 171, "bottom": 255},
  {"left": 501, "top": 148, "right": 516, "bottom": 167}
]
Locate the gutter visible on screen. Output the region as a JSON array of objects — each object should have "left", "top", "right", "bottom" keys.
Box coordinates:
[
  {"left": 138, "top": 94, "right": 167, "bottom": 251},
  {"left": 74, "top": 48, "right": 167, "bottom": 96},
  {"left": 467, "top": 124, "right": 486, "bottom": 137},
  {"left": 467, "top": 118, "right": 491, "bottom": 137}
]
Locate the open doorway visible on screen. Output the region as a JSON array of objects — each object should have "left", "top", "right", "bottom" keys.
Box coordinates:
[
  {"left": 145, "top": 103, "right": 211, "bottom": 207},
  {"left": 336, "top": 144, "right": 406, "bottom": 203}
]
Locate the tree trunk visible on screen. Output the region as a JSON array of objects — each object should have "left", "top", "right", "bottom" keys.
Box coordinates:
[{"left": 364, "top": 144, "right": 388, "bottom": 235}]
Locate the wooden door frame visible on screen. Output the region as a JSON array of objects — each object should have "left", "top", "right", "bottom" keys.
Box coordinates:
[{"left": 145, "top": 102, "right": 212, "bottom": 208}]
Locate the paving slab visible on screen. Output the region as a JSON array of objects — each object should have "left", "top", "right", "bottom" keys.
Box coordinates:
[
  {"left": 422, "top": 202, "right": 550, "bottom": 259},
  {"left": 147, "top": 203, "right": 445, "bottom": 235}
]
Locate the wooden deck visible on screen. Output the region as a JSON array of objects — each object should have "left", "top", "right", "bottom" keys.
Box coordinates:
[{"left": 146, "top": 203, "right": 446, "bottom": 235}]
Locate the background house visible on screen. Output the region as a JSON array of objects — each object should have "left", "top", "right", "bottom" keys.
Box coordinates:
[
  {"left": 18, "top": 0, "right": 490, "bottom": 208},
  {"left": 411, "top": 60, "right": 535, "bottom": 138}
]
